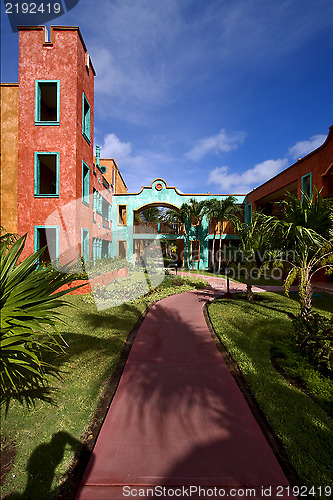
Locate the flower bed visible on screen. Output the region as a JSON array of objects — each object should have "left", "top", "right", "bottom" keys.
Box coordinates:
[{"left": 57, "top": 268, "right": 128, "bottom": 295}]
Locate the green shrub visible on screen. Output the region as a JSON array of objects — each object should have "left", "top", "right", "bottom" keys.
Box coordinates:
[
  {"left": 0, "top": 233, "right": 77, "bottom": 409},
  {"left": 292, "top": 313, "right": 333, "bottom": 376}
]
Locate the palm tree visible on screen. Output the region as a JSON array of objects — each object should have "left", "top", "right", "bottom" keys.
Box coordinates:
[
  {"left": 188, "top": 198, "right": 206, "bottom": 269},
  {"left": 263, "top": 191, "right": 333, "bottom": 317},
  {"left": 234, "top": 210, "right": 268, "bottom": 301},
  {"left": 134, "top": 206, "right": 162, "bottom": 229},
  {"left": 204, "top": 196, "right": 237, "bottom": 273},
  {"left": 1, "top": 233, "right": 79, "bottom": 409},
  {"left": 164, "top": 204, "right": 191, "bottom": 269}
]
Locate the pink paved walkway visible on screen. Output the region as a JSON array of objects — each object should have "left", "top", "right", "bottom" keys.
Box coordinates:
[{"left": 76, "top": 284, "right": 293, "bottom": 500}]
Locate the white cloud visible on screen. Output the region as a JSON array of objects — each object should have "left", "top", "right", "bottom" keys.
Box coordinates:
[
  {"left": 208, "top": 159, "right": 288, "bottom": 194},
  {"left": 100, "top": 133, "right": 132, "bottom": 160},
  {"left": 288, "top": 134, "right": 326, "bottom": 160},
  {"left": 99, "top": 133, "right": 173, "bottom": 192},
  {"left": 186, "top": 129, "right": 246, "bottom": 161}
]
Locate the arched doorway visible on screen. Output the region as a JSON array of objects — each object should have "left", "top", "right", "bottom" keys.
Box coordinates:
[{"left": 133, "top": 202, "right": 185, "bottom": 268}]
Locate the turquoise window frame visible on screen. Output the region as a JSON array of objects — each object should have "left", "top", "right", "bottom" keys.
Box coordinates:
[
  {"left": 301, "top": 172, "right": 312, "bottom": 201},
  {"left": 34, "top": 225, "right": 59, "bottom": 261},
  {"left": 93, "top": 188, "right": 97, "bottom": 211},
  {"left": 82, "top": 93, "right": 91, "bottom": 143},
  {"left": 92, "top": 237, "right": 97, "bottom": 262},
  {"left": 34, "top": 152, "right": 59, "bottom": 197},
  {"left": 81, "top": 228, "right": 90, "bottom": 262},
  {"left": 82, "top": 161, "right": 90, "bottom": 205},
  {"left": 92, "top": 237, "right": 102, "bottom": 262},
  {"left": 35, "top": 80, "right": 60, "bottom": 125},
  {"left": 245, "top": 203, "right": 252, "bottom": 225}
]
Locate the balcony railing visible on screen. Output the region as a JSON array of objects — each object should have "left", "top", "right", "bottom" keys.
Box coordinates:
[
  {"left": 133, "top": 222, "right": 184, "bottom": 235},
  {"left": 209, "top": 220, "right": 236, "bottom": 235}
]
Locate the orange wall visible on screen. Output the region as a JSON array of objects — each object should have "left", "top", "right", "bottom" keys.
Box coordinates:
[
  {"left": 0, "top": 84, "right": 19, "bottom": 234},
  {"left": 97, "top": 157, "right": 128, "bottom": 194}
]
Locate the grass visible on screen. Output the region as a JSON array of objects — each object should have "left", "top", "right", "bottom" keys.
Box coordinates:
[
  {"left": 0, "top": 274, "right": 208, "bottom": 500},
  {"left": 183, "top": 268, "right": 285, "bottom": 286},
  {"left": 208, "top": 292, "right": 333, "bottom": 494}
]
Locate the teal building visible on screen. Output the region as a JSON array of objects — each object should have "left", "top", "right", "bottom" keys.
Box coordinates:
[{"left": 110, "top": 178, "right": 246, "bottom": 269}]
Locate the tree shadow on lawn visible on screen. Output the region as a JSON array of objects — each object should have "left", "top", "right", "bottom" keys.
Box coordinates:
[
  {"left": 79, "top": 300, "right": 147, "bottom": 330},
  {"left": 45, "top": 300, "right": 149, "bottom": 371},
  {"left": 221, "top": 292, "right": 299, "bottom": 318},
  {"left": 3, "top": 430, "right": 91, "bottom": 500}
]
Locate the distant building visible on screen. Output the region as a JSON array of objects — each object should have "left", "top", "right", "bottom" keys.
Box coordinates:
[{"left": 245, "top": 126, "right": 333, "bottom": 217}]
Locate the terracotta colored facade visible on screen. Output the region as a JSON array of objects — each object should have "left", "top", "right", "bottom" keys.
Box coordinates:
[
  {"left": 246, "top": 126, "right": 333, "bottom": 214},
  {"left": 1, "top": 26, "right": 127, "bottom": 265}
]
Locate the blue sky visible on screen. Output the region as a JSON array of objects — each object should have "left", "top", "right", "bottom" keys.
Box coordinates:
[{"left": 2, "top": 0, "right": 333, "bottom": 194}]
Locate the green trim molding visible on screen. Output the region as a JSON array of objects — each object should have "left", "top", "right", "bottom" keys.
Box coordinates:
[
  {"left": 35, "top": 80, "right": 60, "bottom": 126},
  {"left": 34, "top": 151, "right": 59, "bottom": 197},
  {"left": 34, "top": 225, "right": 59, "bottom": 261},
  {"left": 82, "top": 92, "right": 91, "bottom": 143},
  {"left": 82, "top": 161, "right": 90, "bottom": 205},
  {"left": 81, "top": 228, "right": 90, "bottom": 262},
  {"left": 301, "top": 172, "right": 312, "bottom": 200}
]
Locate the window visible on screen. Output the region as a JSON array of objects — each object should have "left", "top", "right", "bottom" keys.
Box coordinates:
[
  {"left": 93, "top": 237, "right": 101, "bottom": 261},
  {"left": 35, "top": 80, "right": 60, "bottom": 125},
  {"left": 118, "top": 240, "right": 127, "bottom": 259},
  {"left": 93, "top": 188, "right": 97, "bottom": 211},
  {"left": 246, "top": 203, "right": 252, "bottom": 225},
  {"left": 102, "top": 239, "right": 109, "bottom": 259},
  {"left": 118, "top": 205, "right": 127, "bottom": 226},
  {"left": 102, "top": 197, "right": 110, "bottom": 227},
  {"left": 301, "top": 173, "right": 312, "bottom": 200},
  {"left": 82, "top": 162, "right": 90, "bottom": 205},
  {"left": 34, "top": 226, "right": 59, "bottom": 263},
  {"left": 82, "top": 93, "right": 91, "bottom": 143},
  {"left": 191, "top": 240, "right": 200, "bottom": 262},
  {"left": 34, "top": 152, "right": 59, "bottom": 197},
  {"left": 81, "top": 229, "right": 90, "bottom": 262}
]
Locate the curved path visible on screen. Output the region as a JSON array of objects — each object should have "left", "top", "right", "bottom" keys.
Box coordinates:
[{"left": 76, "top": 280, "right": 293, "bottom": 500}]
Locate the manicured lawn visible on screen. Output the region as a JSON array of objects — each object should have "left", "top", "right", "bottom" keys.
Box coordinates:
[
  {"left": 185, "top": 268, "right": 284, "bottom": 286},
  {"left": 208, "top": 292, "right": 333, "bottom": 493},
  {"left": 0, "top": 274, "right": 207, "bottom": 500}
]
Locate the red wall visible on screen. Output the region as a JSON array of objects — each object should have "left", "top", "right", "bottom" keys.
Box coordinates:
[{"left": 17, "top": 26, "right": 97, "bottom": 261}]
